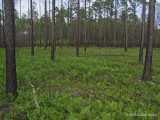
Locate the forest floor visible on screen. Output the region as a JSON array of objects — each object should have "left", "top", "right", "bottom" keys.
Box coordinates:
[{"left": 0, "top": 47, "right": 160, "bottom": 120}]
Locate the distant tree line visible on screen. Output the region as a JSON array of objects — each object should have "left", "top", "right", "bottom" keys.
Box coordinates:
[{"left": 0, "top": 0, "right": 160, "bottom": 48}]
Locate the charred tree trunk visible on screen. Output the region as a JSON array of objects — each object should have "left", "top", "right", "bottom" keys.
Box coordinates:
[
  {"left": 94, "top": 13, "right": 97, "bottom": 46},
  {"left": 110, "top": 0, "right": 113, "bottom": 46},
  {"left": 19, "top": 0, "right": 22, "bottom": 46},
  {"left": 5, "top": 0, "right": 17, "bottom": 96},
  {"left": 60, "top": 0, "right": 63, "bottom": 47},
  {"left": 113, "top": 0, "right": 117, "bottom": 48},
  {"left": 139, "top": 0, "right": 146, "bottom": 63},
  {"left": 125, "top": 0, "right": 128, "bottom": 52},
  {"left": 67, "top": 0, "right": 70, "bottom": 47},
  {"left": 76, "top": 0, "right": 80, "bottom": 56},
  {"left": 69, "top": 2, "right": 72, "bottom": 46},
  {"left": 39, "top": 0, "right": 42, "bottom": 47},
  {"left": 31, "top": 0, "right": 34, "bottom": 55},
  {"left": 84, "top": 0, "right": 87, "bottom": 51},
  {"left": 88, "top": 0, "right": 90, "bottom": 47},
  {"left": 143, "top": 0, "right": 155, "bottom": 81},
  {"left": 99, "top": 0, "right": 102, "bottom": 48},
  {"left": 44, "top": 0, "right": 48, "bottom": 48},
  {"left": 51, "top": 0, "right": 55, "bottom": 60},
  {"left": 49, "top": 0, "right": 51, "bottom": 46},
  {"left": 132, "top": 0, "right": 136, "bottom": 48}
]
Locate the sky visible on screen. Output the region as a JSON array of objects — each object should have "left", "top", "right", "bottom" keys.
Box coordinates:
[{"left": 0, "top": 0, "right": 160, "bottom": 19}]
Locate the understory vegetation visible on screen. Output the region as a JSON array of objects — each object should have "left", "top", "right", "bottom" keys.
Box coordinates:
[{"left": 0, "top": 47, "right": 160, "bottom": 120}]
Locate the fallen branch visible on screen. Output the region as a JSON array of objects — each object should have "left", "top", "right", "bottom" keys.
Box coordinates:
[{"left": 31, "top": 83, "right": 40, "bottom": 113}]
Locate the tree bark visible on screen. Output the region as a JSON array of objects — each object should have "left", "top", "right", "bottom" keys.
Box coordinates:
[
  {"left": 94, "top": 13, "right": 97, "bottom": 46},
  {"left": 60, "top": 0, "right": 63, "bottom": 47},
  {"left": 88, "top": 0, "right": 90, "bottom": 47},
  {"left": 125, "top": 0, "right": 128, "bottom": 52},
  {"left": 67, "top": 0, "right": 70, "bottom": 47},
  {"left": 49, "top": 0, "right": 51, "bottom": 46},
  {"left": 39, "top": 0, "right": 42, "bottom": 47},
  {"left": 99, "top": 0, "right": 102, "bottom": 48},
  {"left": 132, "top": 0, "right": 136, "bottom": 48},
  {"left": 44, "top": 0, "right": 48, "bottom": 48},
  {"left": 139, "top": 0, "right": 146, "bottom": 63},
  {"left": 84, "top": 0, "right": 87, "bottom": 51},
  {"left": 113, "top": 0, "right": 117, "bottom": 48},
  {"left": 5, "top": 0, "right": 17, "bottom": 96},
  {"left": 110, "top": 0, "right": 113, "bottom": 46},
  {"left": 51, "top": 0, "right": 55, "bottom": 60},
  {"left": 31, "top": 0, "right": 34, "bottom": 55},
  {"left": 143, "top": 0, "right": 155, "bottom": 81},
  {"left": 76, "top": 0, "right": 80, "bottom": 56}
]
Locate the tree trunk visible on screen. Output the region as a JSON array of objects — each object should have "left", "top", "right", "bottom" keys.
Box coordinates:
[
  {"left": 88, "top": 0, "right": 90, "bottom": 47},
  {"left": 76, "top": 0, "right": 80, "bottom": 56},
  {"left": 113, "top": 0, "right": 117, "bottom": 48},
  {"left": 143, "top": 0, "right": 155, "bottom": 81},
  {"left": 51, "top": 0, "right": 55, "bottom": 60},
  {"left": 44, "top": 0, "right": 48, "bottom": 48},
  {"left": 103, "top": 8, "right": 106, "bottom": 47},
  {"left": 60, "top": 0, "right": 63, "bottom": 47},
  {"left": 99, "top": 0, "right": 102, "bottom": 48},
  {"left": 139, "top": 0, "right": 146, "bottom": 63},
  {"left": 94, "top": 13, "right": 97, "bottom": 46},
  {"left": 28, "top": 0, "right": 30, "bottom": 46},
  {"left": 5, "top": 0, "right": 17, "bottom": 96},
  {"left": 125, "top": 0, "right": 128, "bottom": 52},
  {"left": 84, "top": 0, "right": 87, "bottom": 51},
  {"left": 39, "top": 0, "right": 42, "bottom": 47},
  {"left": 110, "top": 0, "right": 113, "bottom": 46},
  {"left": 132, "top": 0, "right": 136, "bottom": 48},
  {"left": 31, "top": 0, "right": 34, "bottom": 55},
  {"left": 67, "top": 0, "right": 70, "bottom": 47},
  {"left": 20, "top": 0, "right": 22, "bottom": 47},
  {"left": 49, "top": 0, "right": 51, "bottom": 46},
  {"left": 70, "top": 2, "right": 72, "bottom": 46}
]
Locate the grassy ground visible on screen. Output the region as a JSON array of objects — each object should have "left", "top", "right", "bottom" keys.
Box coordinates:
[{"left": 0, "top": 46, "right": 160, "bottom": 120}]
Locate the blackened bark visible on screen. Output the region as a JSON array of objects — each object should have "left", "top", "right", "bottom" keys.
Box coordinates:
[
  {"left": 94, "top": 13, "right": 96, "bottom": 46},
  {"left": 39, "top": 0, "right": 42, "bottom": 48},
  {"left": 51, "top": 0, "right": 55, "bottom": 60},
  {"left": 99, "top": 0, "right": 102, "bottom": 48},
  {"left": 143, "top": 0, "right": 155, "bottom": 81},
  {"left": 31, "top": 0, "right": 34, "bottom": 55},
  {"left": 84, "top": 0, "right": 87, "bottom": 51},
  {"left": 60, "top": 0, "right": 63, "bottom": 47},
  {"left": 113, "top": 0, "right": 117, "bottom": 48},
  {"left": 125, "top": 0, "right": 128, "bottom": 52},
  {"left": 88, "top": 1, "right": 90, "bottom": 47},
  {"left": 76, "top": 0, "right": 80, "bottom": 56},
  {"left": 5, "top": 0, "right": 17, "bottom": 96},
  {"left": 48, "top": 0, "right": 51, "bottom": 46},
  {"left": 44, "top": 0, "right": 48, "bottom": 48},
  {"left": 132, "top": 0, "right": 136, "bottom": 48},
  {"left": 139, "top": 0, "right": 146, "bottom": 63},
  {"left": 67, "top": 0, "right": 70, "bottom": 47}
]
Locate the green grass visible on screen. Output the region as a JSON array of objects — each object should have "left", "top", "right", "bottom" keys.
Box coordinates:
[{"left": 0, "top": 46, "right": 160, "bottom": 120}]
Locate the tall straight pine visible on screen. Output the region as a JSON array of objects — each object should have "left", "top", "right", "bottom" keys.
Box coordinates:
[
  {"left": 143, "top": 0, "right": 155, "bottom": 80},
  {"left": 5, "top": 0, "right": 17, "bottom": 96}
]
